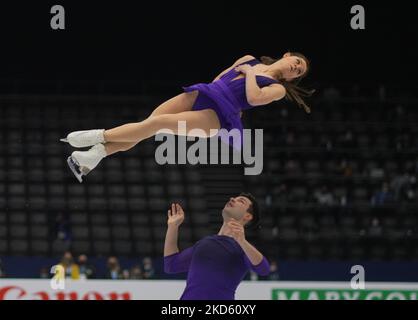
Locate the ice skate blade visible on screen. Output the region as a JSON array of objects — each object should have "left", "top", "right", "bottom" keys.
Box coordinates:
[{"left": 66, "top": 156, "right": 85, "bottom": 183}]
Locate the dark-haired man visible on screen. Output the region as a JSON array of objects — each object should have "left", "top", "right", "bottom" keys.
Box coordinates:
[{"left": 164, "top": 193, "right": 269, "bottom": 300}]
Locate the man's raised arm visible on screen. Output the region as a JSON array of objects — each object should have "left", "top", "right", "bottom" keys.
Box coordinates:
[{"left": 164, "top": 203, "right": 193, "bottom": 274}]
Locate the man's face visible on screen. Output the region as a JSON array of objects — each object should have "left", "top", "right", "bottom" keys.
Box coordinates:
[
  {"left": 222, "top": 195, "right": 253, "bottom": 224},
  {"left": 108, "top": 257, "right": 118, "bottom": 268},
  {"left": 62, "top": 252, "right": 73, "bottom": 264},
  {"left": 78, "top": 255, "right": 87, "bottom": 264}
]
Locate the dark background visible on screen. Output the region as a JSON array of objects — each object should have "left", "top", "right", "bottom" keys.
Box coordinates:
[{"left": 0, "top": 1, "right": 416, "bottom": 93}]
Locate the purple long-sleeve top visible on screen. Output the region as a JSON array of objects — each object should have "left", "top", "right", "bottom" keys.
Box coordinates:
[{"left": 164, "top": 234, "right": 270, "bottom": 300}]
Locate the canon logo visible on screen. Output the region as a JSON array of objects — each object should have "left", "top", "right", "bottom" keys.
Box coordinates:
[{"left": 0, "top": 286, "right": 132, "bottom": 300}]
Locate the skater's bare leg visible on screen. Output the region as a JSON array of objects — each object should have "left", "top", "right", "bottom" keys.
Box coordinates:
[
  {"left": 103, "top": 141, "right": 138, "bottom": 156},
  {"left": 66, "top": 109, "right": 220, "bottom": 181},
  {"left": 72, "top": 91, "right": 200, "bottom": 155},
  {"left": 103, "top": 109, "right": 220, "bottom": 143},
  {"left": 64, "top": 91, "right": 218, "bottom": 182},
  {"left": 149, "top": 91, "right": 197, "bottom": 117}
]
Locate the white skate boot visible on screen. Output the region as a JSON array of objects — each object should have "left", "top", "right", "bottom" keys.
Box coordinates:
[
  {"left": 61, "top": 129, "right": 105, "bottom": 148},
  {"left": 66, "top": 143, "right": 107, "bottom": 183}
]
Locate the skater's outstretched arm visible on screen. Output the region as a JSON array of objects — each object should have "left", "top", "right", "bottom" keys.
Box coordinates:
[
  {"left": 164, "top": 203, "right": 185, "bottom": 256},
  {"left": 164, "top": 203, "right": 194, "bottom": 274}
]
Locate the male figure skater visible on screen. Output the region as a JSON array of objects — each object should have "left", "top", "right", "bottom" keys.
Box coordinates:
[{"left": 164, "top": 192, "right": 270, "bottom": 300}]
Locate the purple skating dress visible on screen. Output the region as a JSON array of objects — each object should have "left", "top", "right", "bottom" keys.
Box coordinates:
[{"left": 182, "top": 58, "right": 279, "bottom": 149}]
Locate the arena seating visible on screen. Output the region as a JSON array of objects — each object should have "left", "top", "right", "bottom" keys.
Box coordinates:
[{"left": 0, "top": 93, "right": 417, "bottom": 262}]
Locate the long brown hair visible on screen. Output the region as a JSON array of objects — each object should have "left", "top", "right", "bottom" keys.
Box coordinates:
[{"left": 260, "top": 52, "right": 315, "bottom": 113}]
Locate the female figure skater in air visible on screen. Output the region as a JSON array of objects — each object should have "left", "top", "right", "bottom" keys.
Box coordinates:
[{"left": 62, "top": 52, "right": 314, "bottom": 182}]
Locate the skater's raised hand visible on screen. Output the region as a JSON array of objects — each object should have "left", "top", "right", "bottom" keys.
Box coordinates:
[
  {"left": 228, "top": 219, "right": 246, "bottom": 244},
  {"left": 167, "top": 203, "right": 185, "bottom": 227}
]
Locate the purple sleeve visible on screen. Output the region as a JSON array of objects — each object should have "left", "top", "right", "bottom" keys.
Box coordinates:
[
  {"left": 164, "top": 246, "right": 194, "bottom": 274},
  {"left": 244, "top": 255, "right": 270, "bottom": 276}
]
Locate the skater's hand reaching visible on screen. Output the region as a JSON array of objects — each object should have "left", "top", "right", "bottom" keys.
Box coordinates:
[
  {"left": 228, "top": 219, "right": 246, "bottom": 244},
  {"left": 167, "top": 203, "right": 185, "bottom": 227},
  {"left": 235, "top": 64, "right": 254, "bottom": 74}
]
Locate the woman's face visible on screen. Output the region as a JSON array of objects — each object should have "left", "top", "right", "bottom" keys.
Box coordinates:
[{"left": 280, "top": 53, "right": 308, "bottom": 81}]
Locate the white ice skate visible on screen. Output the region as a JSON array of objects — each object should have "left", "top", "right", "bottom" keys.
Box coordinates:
[
  {"left": 60, "top": 129, "right": 105, "bottom": 148},
  {"left": 66, "top": 144, "right": 107, "bottom": 183}
]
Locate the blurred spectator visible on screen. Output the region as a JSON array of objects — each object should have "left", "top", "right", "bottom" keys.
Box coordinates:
[
  {"left": 341, "top": 130, "right": 355, "bottom": 149},
  {"left": 314, "top": 186, "right": 335, "bottom": 206},
  {"left": 272, "top": 226, "right": 279, "bottom": 238},
  {"left": 371, "top": 182, "right": 394, "bottom": 206},
  {"left": 130, "top": 265, "right": 143, "bottom": 280},
  {"left": 339, "top": 191, "right": 348, "bottom": 207},
  {"left": 390, "top": 173, "right": 410, "bottom": 201},
  {"left": 268, "top": 261, "right": 280, "bottom": 281},
  {"left": 403, "top": 172, "right": 417, "bottom": 203},
  {"left": 406, "top": 188, "right": 416, "bottom": 202},
  {"left": 320, "top": 136, "right": 333, "bottom": 152},
  {"left": 105, "top": 256, "right": 122, "bottom": 280},
  {"left": 249, "top": 270, "right": 258, "bottom": 281},
  {"left": 369, "top": 167, "right": 385, "bottom": 179},
  {"left": 51, "top": 213, "right": 72, "bottom": 254},
  {"left": 55, "top": 213, "right": 72, "bottom": 243},
  {"left": 368, "top": 218, "right": 383, "bottom": 238},
  {"left": 390, "top": 172, "right": 417, "bottom": 203},
  {"left": 265, "top": 193, "right": 272, "bottom": 207},
  {"left": 39, "top": 267, "right": 49, "bottom": 279},
  {"left": 59, "top": 251, "right": 80, "bottom": 279},
  {"left": 340, "top": 159, "right": 353, "bottom": 177},
  {"left": 122, "top": 269, "right": 131, "bottom": 280},
  {"left": 142, "top": 257, "right": 155, "bottom": 279},
  {"left": 78, "top": 254, "right": 96, "bottom": 279},
  {"left": 0, "top": 258, "right": 6, "bottom": 278}
]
